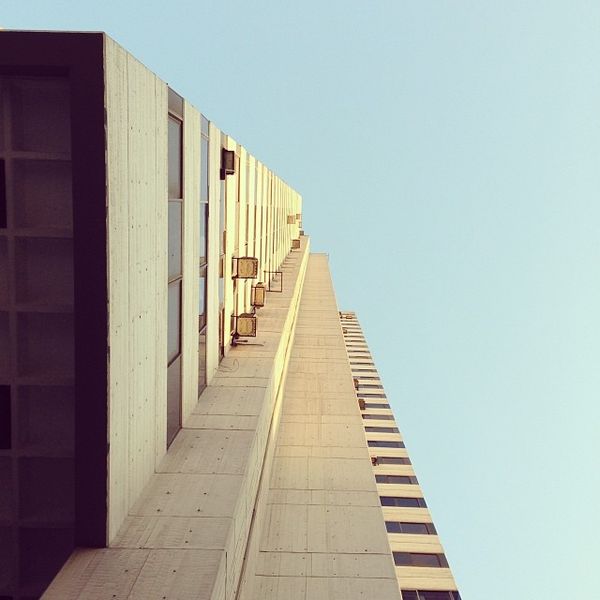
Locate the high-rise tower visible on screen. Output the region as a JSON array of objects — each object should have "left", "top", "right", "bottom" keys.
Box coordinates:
[{"left": 341, "top": 312, "right": 460, "bottom": 599}]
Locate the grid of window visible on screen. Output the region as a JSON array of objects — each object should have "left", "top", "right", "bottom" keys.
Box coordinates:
[
  {"left": 380, "top": 496, "right": 427, "bottom": 508},
  {"left": 393, "top": 552, "right": 448, "bottom": 568},
  {"left": 386, "top": 521, "right": 436, "bottom": 534},
  {"left": 375, "top": 474, "right": 418, "bottom": 484}
]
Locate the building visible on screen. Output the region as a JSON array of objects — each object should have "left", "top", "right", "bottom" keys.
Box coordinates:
[{"left": 0, "top": 31, "right": 459, "bottom": 600}]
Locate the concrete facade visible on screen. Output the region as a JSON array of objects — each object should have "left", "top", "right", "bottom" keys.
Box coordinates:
[{"left": 0, "top": 31, "right": 460, "bottom": 600}]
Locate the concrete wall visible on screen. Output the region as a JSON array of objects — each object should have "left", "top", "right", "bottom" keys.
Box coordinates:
[{"left": 103, "top": 35, "right": 302, "bottom": 544}]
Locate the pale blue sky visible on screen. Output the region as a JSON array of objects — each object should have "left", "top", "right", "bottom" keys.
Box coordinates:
[{"left": 5, "top": 2, "right": 600, "bottom": 598}]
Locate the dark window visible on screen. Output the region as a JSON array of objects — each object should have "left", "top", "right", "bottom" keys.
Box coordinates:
[
  {"left": 376, "top": 475, "right": 418, "bottom": 484},
  {"left": 385, "top": 521, "right": 436, "bottom": 535},
  {"left": 359, "top": 393, "right": 387, "bottom": 398},
  {"left": 0, "top": 385, "right": 10, "bottom": 448},
  {"left": 168, "top": 117, "right": 182, "bottom": 199},
  {"left": 199, "top": 268, "right": 207, "bottom": 330},
  {"left": 377, "top": 456, "right": 411, "bottom": 465},
  {"left": 362, "top": 414, "right": 395, "bottom": 420},
  {"left": 368, "top": 440, "right": 405, "bottom": 448},
  {"left": 365, "top": 426, "right": 399, "bottom": 433},
  {"left": 358, "top": 384, "right": 384, "bottom": 389},
  {"left": 200, "top": 129, "right": 209, "bottom": 266},
  {"left": 380, "top": 496, "right": 427, "bottom": 508},
  {"left": 0, "top": 160, "right": 6, "bottom": 228},
  {"left": 167, "top": 281, "right": 181, "bottom": 364},
  {"left": 168, "top": 201, "right": 182, "bottom": 280},
  {"left": 393, "top": 552, "right": 448, "bottom": 567},
  {"left": 364, "top": 403, "right": 389, "bottom": 409}
]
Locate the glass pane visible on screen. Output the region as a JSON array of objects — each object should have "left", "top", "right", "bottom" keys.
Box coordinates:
[
  {"left": 168, "top": 201, "right": 182, "bottom": 279},
  {"left": 201, "top": 136, "right": 209, "bottom": 204},
  {"left": 401, "top": 522, "right": 430, "bottom": 535},
  {"left": 167, "top": 356, "right": 181, "bottom": 445},
  {"left": 10, "top": 78, "right": 71, "bottom": 154},
  {"left": 167, "top": 281, "right": 181, "bottom": 364},
  {"left": 379, "top": 497, "right": 395, "bottom": 506},
  {"left": 199, "top": 203, "right": 208, "bottom": 266},
  {"left": 412, "top": 554, "right": 442, "bottom": 567},
  {"left": 168, "top": 117, "right": 182, "bottom": 199},
  {"left": 393, "top": 552, "right": 411, "bottom": 566},
  {"left": 385, "top": 521, "right": 402, "bottom": 533},
  {"left": 199, "top": 272, "right": 206, "bottom": 326}
]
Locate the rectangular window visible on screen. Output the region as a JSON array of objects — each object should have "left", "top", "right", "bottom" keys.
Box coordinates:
[
  {"left": 368, "top": 440, "right": 405, "bottom": 448},
  {"left": 380, "top": 496, "right": 427, "bottom": 508},
  {"left": 402, "top": 592, "right": 461, "bottom": 600},
  {"left": 199, "top": 132, "right": 209, "bottom": 266},
  {"left": 358, "top": 384, "right": 384, "bottom": 389},
  {"left": 168, "top": 201, "right": 182, "bottom": 280},
  {"left": 362, "top": 414, "right": 395, "bottom": 420},
  {"left": 376, "top": 456, "right": 411, "bottom": 465},
  {"left": 167, "top": 281, "right": 182, "bottom": 364},
  {"left": 358, "top": 393, "right": 387, "bottom": 398},
  {"left": 393, "top": 552, "right": 448, "bottom": 568},
  {"left": 386, "top": 521, "right": 436, "bottom": 534},
  {"left": 0, "top": 385, "right": 10, "bottom": 448},
  {"left": 364, "top": 403, "right": 389, "bottom": 409},
  {"left": 168, "top": 117, "right": 183, "bottom": 199},
  {"left": 0, "top": 160, "right": 6, "bottom": 228},
  {"left": 365, "top": 427, "right": 399, "bottom": 433},
  {"left": 376, "top": 475, "right": 418, "bottom": 484}
]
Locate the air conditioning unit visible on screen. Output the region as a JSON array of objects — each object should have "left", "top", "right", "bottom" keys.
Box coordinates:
[
  {"left": 252, "top": 283, "right": 266, "bottom": 308},
  {"left": 236, "top": 314, "right": 257, "bottom": 337},
  {"left": 299, "top": 230, "right": 305, "bottom": 236},
  {"left": 358, "top": 398, "right": 366, "bottom": 410},
  {"left": 296, "top": 213, "right": 302, "bottom": 220},
  {"left": 221, "top": 148, "right": 235, "bottom": 178},
  {"left": 233, "top": 257, "right": 259, "bottom": 279},
  {"left": 371, "top": 456, "right": 378, "bottom": 466},
  {"left": 287, "top": 215, "right": 296, "bottom": 224},
  {"left": 353, "top": 378, "right": 359, "bottom": 390},
  {"left": 291, "top": 239, "right": 301, "bottom": 249}
]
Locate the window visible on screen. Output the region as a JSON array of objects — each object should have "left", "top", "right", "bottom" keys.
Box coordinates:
[
  {"left": 386, "top": 521, "right": 436, "bottom": 534},
  {"left": 358, "top": 393, "right": 387, "bottom": 398},
  {"left": 358, "top": 384, "right": 384, "bottom": 389},
  {"left": 167, "top": 105, "right": 184, "bottom": 446},
  {"left": 364, "top": 402, "right": 389, "bottom": 409},
  {"left": 401, "top": 591, "right": 461, "bottom": 600},
  {"left": 393, "top": 553, "right": 448, "bottom": 568},
  {"left": 362, "top": 414, "right": 395, "bottom": 420},
  {"left": 380, "top": 496, "right": 427, "bottom": 508},
  {"left": 376, "top": 456, "right": 411, "bottom": 465},
  {"left": 368, "top": 440, "right": 405, "bottom": 448},
  {"left": 0, "top": 385, "right": 10, "bottom": 448},
  {"left": 376, "top": 474, "right": 418, "bottom": 484},
  {"left": 365, "top": 426, "right": 399, "bottom": 433}
]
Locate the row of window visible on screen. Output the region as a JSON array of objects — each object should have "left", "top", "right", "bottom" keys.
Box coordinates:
[
  {"left": 393, "top": 552, "right": 448, "bottom": 568},
  {"left": 401, "top": 591, "right": 461, "bottom": 600},
  {"left": 376, "top": 474, "right": 418, "bottom": 484},
  {"left": 380, "top": 496, "right": 427, "bottom": 507},
  {"left": 385, "top": 521, "right": 436, "bottom": 534}
]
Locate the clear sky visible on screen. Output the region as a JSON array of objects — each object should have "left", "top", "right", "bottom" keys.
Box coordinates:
[{"left": 4, "top": 2, "right": 600, "bottom": 598}]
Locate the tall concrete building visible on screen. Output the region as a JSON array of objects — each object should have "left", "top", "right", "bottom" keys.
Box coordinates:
[{"left": 0, "top": 31, "right": 460, "bottom": 600}]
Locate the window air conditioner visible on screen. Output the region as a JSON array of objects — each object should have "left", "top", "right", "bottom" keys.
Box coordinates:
[
  {"left": 252, "top": 283, "right": 266, "bottom": 308},
  {"left": 236, "top": 314, "right": 257, "bottom": 337},
  {"left": 291, "top": 239, "right": 301, "bottom": 249},
  {"left": 221, "top": 148, "right": 235, "bottom": 178},
  {"left": 233, "top": 257, "right": 259, "bottom": 279},
  {"left": 287, "top": 215, "right": 296, "bottom": 224},
  {"left": 358, "top": 399, "right": 366, "bottom": 410}
]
